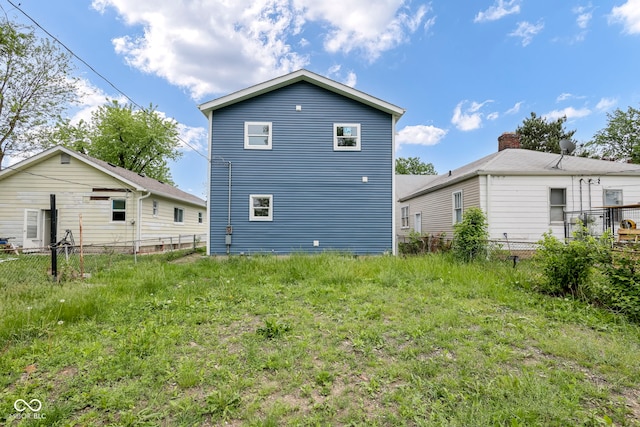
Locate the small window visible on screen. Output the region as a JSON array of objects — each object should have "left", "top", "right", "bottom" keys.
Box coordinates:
[
  {"left": 550, "top": 188, "right": 566, "bottom": 223},
  {"left": 152, "top": 200, "right": 158, "bottom": 217},
  {"left": 198, "top": 212, "right": 203, "bottom": 224},
  {"left": 249, "top": 195, "right": 273, "bottom": 221},
  {"left": 401, "top": 206, "right": 409, "bottom": 228},
  {"left": 245, "top": 122, "right": 272, "bottom": 149},
  {"left": 453, "top": 191, "right": 463, "bottom": 224},
  {"left": 112, "top": 199, "right": 126, "bottom": 222},
  {"left": 174, "top": 207, "right": 184, "bottom": 223},
  {"left": 604, "top": 189, "right": 622, "bottom": 206},
  {"left": 334, "top": 124, "right": 361, "bottom": 151},
  {"left": 60, "top": 153, "right": 71, "bottom": 164}
]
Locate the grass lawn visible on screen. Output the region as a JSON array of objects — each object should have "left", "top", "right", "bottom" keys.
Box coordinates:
[{"left": 1, "top": 252, "right": 639, "bottom": 426}]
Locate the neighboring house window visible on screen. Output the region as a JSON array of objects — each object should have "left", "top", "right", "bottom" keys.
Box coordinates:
[
  {"left": 453, "top": 191, "right": 463, "bottom": 224},
  {"left": 604, "top": 189, "right": 622, "bottom": 206},
  {"left": 174, "top": 207, "right": 184, "bottom": 223},
  {"left": 334, "top": 123, "right": 361, "bottom": 151},
  {"left": 604, "top": 189, "right": 623, "bottom": 224},
  {"left": 245, "top": 122, "right": 272, "bottom": 149},
  {"left": 550, "top": 188, "right": 566, "bottom": 223},
  {"left": 250, "top": 195, "right": 273, "bottom": 221},
  {"left": 401, "top": 206, "right": 409, "bottom": 228},
  {"left": 112, "top": 199, "right": 126, "bottom": 222},
  {"left": 198, "top": 212, "right": 203, "bottom": 224},
  {"left": 152, "top": 200, "right": 158, "bottom": 217}
]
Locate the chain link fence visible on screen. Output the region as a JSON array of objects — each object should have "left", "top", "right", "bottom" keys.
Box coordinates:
[
  {"left": 397, "top": 234, "right": 539, "bottom": 260},
  {"left": 0, "top": 234, "right": 207, "bottom": 285}
]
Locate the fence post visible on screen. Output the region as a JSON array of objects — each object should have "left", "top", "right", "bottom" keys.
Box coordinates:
[{"left": 50, "top": 194, "right": 57, "bottom": 280}]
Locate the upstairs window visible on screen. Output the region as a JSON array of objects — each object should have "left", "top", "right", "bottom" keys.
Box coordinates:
[
  {"left": 198, "top": 212, "right": 203, "bottom": 224},
  {"left": 550, "top": 188, "right": 566, "bottom": 223},
  {"left": 152, "top": 200, "right": 158, "bottom": 217},
  {"left": 249, "top": 195, "right": 273, "bottom": 221},
  {"left": 334, "top": 124, "right": 361, "bottom": 151},
  {"left": 245, "top": 122, "right": 272, "bottom": 149},
  {"left": 112, "top": 199, "right": 126, "bottom": 222},
  {"left": 174, "top": 207, "right": 184, "bottom": 223}
]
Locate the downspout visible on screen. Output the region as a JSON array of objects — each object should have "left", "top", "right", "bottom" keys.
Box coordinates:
[
  {"left": 226, "top": 161, "right": 232, "bottom": 255},
  {"left": 588, "top": 179, "right": 592, "bottom": 209},
  {"left": 136, "top": 191, "right": 152, "bottom": 260},
  {"left": 486, "top": 174, "right": 491, "bottom": 238},
  {"left": 391, "top": 116, "right": 397, "bottom": 256}
]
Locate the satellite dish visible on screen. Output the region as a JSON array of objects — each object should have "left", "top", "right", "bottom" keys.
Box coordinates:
[{"left": 559, "top": 139, "right": 576, "bottom": 154}]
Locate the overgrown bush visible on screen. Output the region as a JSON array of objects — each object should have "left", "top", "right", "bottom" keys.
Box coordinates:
[
  {"left": 594, "top": 247, "right": 640, "bottom": 322},
  {"left": 452, "top": 207, "right": 489, "bottom": 262},
  {"left": 534, "top": 225, "right": 611, "bottom": 298},
  {"left": 399, "top": 231, "right": 450, "bottom": 255}
]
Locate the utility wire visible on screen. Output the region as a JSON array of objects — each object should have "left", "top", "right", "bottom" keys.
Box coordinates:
[{"left": 4, "top": 0, "right": 209, "bottom": 162}]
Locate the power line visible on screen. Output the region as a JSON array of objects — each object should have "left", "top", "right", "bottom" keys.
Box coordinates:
[{"left": 4, "top": 0, "right": 209, "bottom": 162}]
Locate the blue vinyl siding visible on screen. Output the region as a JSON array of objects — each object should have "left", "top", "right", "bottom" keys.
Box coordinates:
[{"left": 209, "top": 81, "right": 393, "bottom": 255}]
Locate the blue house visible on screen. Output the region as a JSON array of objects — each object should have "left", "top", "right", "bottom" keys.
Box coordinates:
[{"left": 198, "top": 69, "right": 405, "bottom": 255}]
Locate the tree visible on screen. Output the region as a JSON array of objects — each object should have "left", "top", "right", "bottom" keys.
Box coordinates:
[
  {"left": 0, "top": 17, "right": 78, "bottom": 168},
  {"left": 515, "top": 112, "right": 576, "bottom": 154},
  {"left": 586, "top": 105, "right": 640, "bottom": 163},
  {"left": 395, "top": 156, "right": 437, "bottom": 175},
  {"left": 54, "top": 100, "right": 182, "bottom": 184}
]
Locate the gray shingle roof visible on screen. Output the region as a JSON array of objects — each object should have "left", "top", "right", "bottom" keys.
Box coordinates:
[{"left": 400, "top": 148, "right": 640, "bottom": 201}]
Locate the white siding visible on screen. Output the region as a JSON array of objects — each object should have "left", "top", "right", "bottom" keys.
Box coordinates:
[{"left": 0, "top": 153, "right": 206, "bottom": 250}]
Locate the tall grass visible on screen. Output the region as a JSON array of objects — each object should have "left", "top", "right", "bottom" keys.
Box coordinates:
[{"left": 1, "top": 253, "right": 639, "bottom": 426}]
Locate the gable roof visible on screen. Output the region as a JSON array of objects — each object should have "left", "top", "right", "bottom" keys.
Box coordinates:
[
  {"left": 400, "top": 148, "right": 640, "bottom": 202},
  {"left": 198, "top": 69, "right": 405, "bottom": 120},
  {"left": 0, "top": 146, "right": 206, "bottom": 207}
]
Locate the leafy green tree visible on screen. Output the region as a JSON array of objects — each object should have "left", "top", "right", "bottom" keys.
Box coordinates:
[
  {"left": 516, "top": 112, "right": 576, "bottom": 153},
  {"left": 586, "top": 105, "right": 640, "bottom": 163},
  {"left": 395, "top": 156, "right": 437, "bottom": 175},
  {"left": 452, "top": 207, "right": 489, "bottom": 262},
  {"left": 0, "top": 17, "right": 78, "bottom": 168},
  {"left": 54, "top": 100, "right": 182, "bottom": 184}
]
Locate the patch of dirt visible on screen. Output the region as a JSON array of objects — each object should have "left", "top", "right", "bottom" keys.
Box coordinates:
[{"left": 169, "top": 253, "right": 205, "bottom": 264}]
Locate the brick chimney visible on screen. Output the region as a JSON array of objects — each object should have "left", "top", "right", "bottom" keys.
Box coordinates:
[{"left": 498, "top": 132, "right": 520, "bottom": 151}]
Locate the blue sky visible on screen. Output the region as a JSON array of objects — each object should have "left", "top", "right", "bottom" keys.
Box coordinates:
[{"left": 3, "top": 0, "right": 640, "bottom": 198}]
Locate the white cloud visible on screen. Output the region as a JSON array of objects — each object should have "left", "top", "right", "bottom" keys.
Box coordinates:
[
  {"left": 487, "top": 112, "right": 499, "bottom": 121},
  {"left": 92, "top": 0, "right": 432, "bottom": 99},
  {"left": 474, "top": 0, "right": 521, "bottom": 23},
  {"left": 396, "top": 125, "right": 448, "bottom": 149},
  {"left": 327, "top": 65, "right": 357, "bottom": 87},
  {"left": 596, "top": 97, "right": 618, "bottom": 111},
  {"left": 509, "top": 20, "right": 544, "bottom": 46},
  {"left": 610, "top": 0, "right": 640, "bottom": 34},
  {"left": 451, "top": 100, "right": 493, "bottom": 131},
  {"left": 505, "top": 101, "right": 523, "bottom": 115},
  {"left": 573, "top": 5, "right": 593, "bottom": 30},
  {"left": 543, "top": 106, "right": 591, "bottom": 121},
  {"left": 556, "top": 93, "right": 573, "bottom": 102}
]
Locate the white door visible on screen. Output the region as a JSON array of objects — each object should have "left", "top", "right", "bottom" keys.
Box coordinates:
[
  {"left": 414, "top": 212, "right": 422, "bottom": 234},
  {"left": 23, "top": 209, "right": 41, "bottom": 251}
]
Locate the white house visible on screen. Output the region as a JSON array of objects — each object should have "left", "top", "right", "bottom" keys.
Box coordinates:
[
  {"left": 397, "top": 133, "right": 640, "bottom": 244},
  {"left": 0, "top": 146, "right": 207, "bottom": 252}
]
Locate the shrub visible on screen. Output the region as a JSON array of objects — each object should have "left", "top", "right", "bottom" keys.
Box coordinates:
[
  {"left": 594, "top": 247, "right": 640, "bottom": 322},
  {"left": 534, "top": 224, "right": 611, "bottom": 298},
  {"left": 452, "top": 207, "right": 489, "bottom": 262}
]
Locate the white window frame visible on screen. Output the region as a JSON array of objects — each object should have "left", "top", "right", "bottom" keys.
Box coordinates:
[
  {"left": 112, "top": 199, "right": 126, "bottom": 222},
  {"left": 249, "top": 194, "right": 273, "bottom": 221},
  {"left": 603, "top": 189, "right": 623, "bottom": 206},
  {"left": 152, "top": 200, "right": 158, "bottom": 217},
  {"left": 333, "top": 123, "right": 361, "bottom": 151},
  {"left": 401, "top": 206, "right": 410, "bottom": 229},
  {"left": 244, "top": 122, "right": 272, "bottom": 150},
  {"left": 453, "top": 191, "right": 463, "bottom": 224},
  {"left": 198, "top": 211, "right": 203, "bottom": 224},
  {"left": 174, "top": 207, "right": 184, "bottom": 224},
  {"left": 549, "top": 188, "right": 566, "bottom": 223}
]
